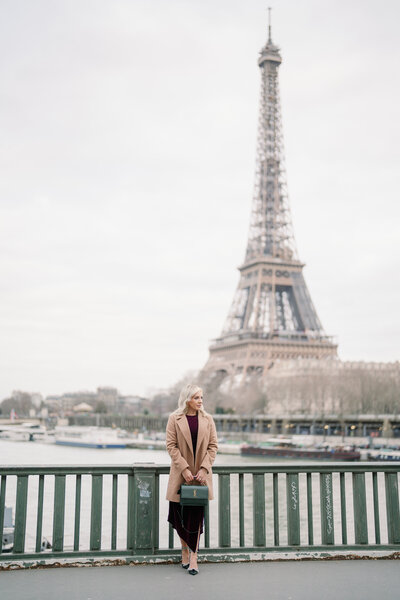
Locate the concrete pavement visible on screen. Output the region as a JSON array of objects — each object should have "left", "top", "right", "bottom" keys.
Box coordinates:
[{"left": 2, "top": 560, "right": 399, "bottom": 600}]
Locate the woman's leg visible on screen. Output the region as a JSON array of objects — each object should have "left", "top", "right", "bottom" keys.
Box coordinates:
[
  {"left": 180, "top": 537, "right": 189, "bottom": 566},
  {"left": 189, "top": 526, "right": 201, "bottom": 571}
]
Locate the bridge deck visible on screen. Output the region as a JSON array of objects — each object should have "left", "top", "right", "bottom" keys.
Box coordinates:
[{"left": 2, "top": 560, "right": 400, "bottom": 600}]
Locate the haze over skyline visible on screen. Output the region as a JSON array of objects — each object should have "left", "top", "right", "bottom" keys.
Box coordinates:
[{"left": 1, "top": 0, "right": 399, "bottom": 400}]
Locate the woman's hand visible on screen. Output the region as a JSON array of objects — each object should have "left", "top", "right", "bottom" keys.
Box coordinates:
[
  {"left": 182, "top": 468, "right": 194, "bottom": 483},
  {"left": 194, "top": 468, "right": 207, "bottom": 484}
]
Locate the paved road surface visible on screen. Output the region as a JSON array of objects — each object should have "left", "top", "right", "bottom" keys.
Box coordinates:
[{"left": 2, "top": 560, "right": 399, "bottom": 600}]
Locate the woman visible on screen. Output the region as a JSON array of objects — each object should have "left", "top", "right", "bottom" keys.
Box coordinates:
[{"left": 166, "top": 383, "right": 218, "bottom": 575}]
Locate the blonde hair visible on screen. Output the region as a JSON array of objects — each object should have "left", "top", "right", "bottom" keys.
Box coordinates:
[{"left": 173, "top": 383, "right": 205, "bottom": 415}]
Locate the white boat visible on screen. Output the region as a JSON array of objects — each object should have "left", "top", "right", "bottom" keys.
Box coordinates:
[
  {"left": 54, "top": 426, "right": 128, "bottom": 449},
  {"left": 0, "top": 422, "right": 47, "bottom": 442},
  {"left": 367, "top": 448, "right": 400, "bottom": 462}
]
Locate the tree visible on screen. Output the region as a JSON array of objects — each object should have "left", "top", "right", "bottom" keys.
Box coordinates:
[
  {"left": 1, "top": 392, "right": 34, "bottom": 417},
  {"left": 94, "top": 401, "right": 108, "bottom": 414}
]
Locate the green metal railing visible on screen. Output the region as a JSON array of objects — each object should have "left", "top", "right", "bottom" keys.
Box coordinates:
[{"left": 0, "top": 463, "right": 399, "bottom": 565}]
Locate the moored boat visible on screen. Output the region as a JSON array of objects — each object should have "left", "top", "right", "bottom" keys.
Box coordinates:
[
  {"left": 55, "top": 438, "right": 127, "bottom": 449},
  {"left": 241, "top": 438, "right": 360, "bottom": 461},
  {"left": 54, "top": 426, "right": 127, "bottom": 449},
  {"left": 367, "top": 449, "right": 400, "bottom": 462},
  {"left": 0, "top": 422, "right": 47, "bottom": 442}
]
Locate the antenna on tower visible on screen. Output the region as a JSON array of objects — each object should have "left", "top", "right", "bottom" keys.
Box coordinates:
[{"left": 268, "top": 6, "right": 272, "bottom": 42}]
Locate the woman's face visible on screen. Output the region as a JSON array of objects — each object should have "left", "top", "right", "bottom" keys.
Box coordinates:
[{"left": 187, "top": 390, "right": 203, "bottom": 413}]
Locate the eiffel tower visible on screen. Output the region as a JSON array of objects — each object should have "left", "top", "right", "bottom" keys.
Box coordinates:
[{"left": 202, "top": 12, "right": 337, "bottom": 387}]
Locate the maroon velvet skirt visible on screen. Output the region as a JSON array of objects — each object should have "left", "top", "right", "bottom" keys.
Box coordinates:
[{"left": 168, "top": 501, "right": 204, "bottom": 553}]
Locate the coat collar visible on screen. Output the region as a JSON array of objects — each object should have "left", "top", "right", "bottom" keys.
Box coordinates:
[
  {"left": 176, "top": 412, "right": 207, "bottom": 457},
  {"left": 176, "top": 413, "right": 193, "bottom": 454}
]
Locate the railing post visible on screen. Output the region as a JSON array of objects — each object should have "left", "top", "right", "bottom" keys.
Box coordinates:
[
  {"left": 286, "top": 473, "right": 300, "bottom": 546},
  {"left": 352, "top": 472, "right": 368, "bottom": 544},
  {"left": 218, "top": 473, "right": 231, "bottom": 547},
  {"left": 74, "top": 474, "right": 82, "bottom": 551},
  {"left": 372, "top": 472, "right": 381, "bottom": 545},
  {"left": 132, "top": 465, "right": 157, "bottom": 555},
  {"left": 339, "top": 472, "right": 347, "bottom": 545},
  {"left": 127, "top": 472, "right": 134, "bottom": 551},
  {"left": 90, "top": 474, "right": 103, "bottom": 551},
  {"left": 13, "top": 475, "right": 29, "bottom": 553},
  {"left": 385, "top": 472, "right": 400, "bottom": 543},
  {"left": 253, "top": 473, "right": 266, "bottom": 546},
  {"left": 306, "top": 472, "right": 314, "bottom": 546},
  {"left": 53, "top": 474, "right": 66, "bottom": 552},
  {"left": 273, "top": 473, "right": 280, "bottom": 546},
  {"left": 239, "top": 473, "right": 245, "bottom": 547},
  {"left": 204, "top": 502, "right": 210, "bottom": 548},
  {"left": 35, "top": 474, "right": 45, "bottom": 553},
  {"left": 111, "top": 474, "right": 118, "bottom": 550},
  {"left": 320, "top": 472, "right": 334, "bottom": 545},
  {"left": 0, "top": 475, "right": 7, "bottom": 555}
]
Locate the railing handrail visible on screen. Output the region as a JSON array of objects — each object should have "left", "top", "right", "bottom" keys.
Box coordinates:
[{"left": 1, "top": 462, "right": 400, "bottom": 476}]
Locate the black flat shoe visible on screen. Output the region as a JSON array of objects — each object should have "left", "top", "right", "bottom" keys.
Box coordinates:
[
  {"left": 188, "top": 568, "right": 199, "bottom": 576},
  {"left": 182, "top": 563, "right": 189, "bottom": 569}
]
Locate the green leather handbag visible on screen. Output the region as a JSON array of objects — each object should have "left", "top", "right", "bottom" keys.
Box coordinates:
[{"left": 179, "top": 483, "right": 208, "bottom": 506}]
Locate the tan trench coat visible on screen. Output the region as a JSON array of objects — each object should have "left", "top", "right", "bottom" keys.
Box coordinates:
[{"left": 166, "top": 411, "right": 218, "bottom": 503}]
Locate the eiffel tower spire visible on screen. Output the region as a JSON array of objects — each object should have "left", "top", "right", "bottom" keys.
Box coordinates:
[
  {"left": 202, "top": 15, "right": 337, "bottom": 386},
  {"left": 246, "top": 10, "right": 297, "bottom": 264}
]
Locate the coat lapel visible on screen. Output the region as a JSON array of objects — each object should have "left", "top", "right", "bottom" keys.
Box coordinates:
[
  {"left": 176, "top": 414, "right": 193, "bottom": 455},
  {"left": 196, "top": 412, "right": 207, "bottom": 457}
]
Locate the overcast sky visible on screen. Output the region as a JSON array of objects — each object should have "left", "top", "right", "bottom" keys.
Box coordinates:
[{"left": 1, "top": 0, "right": 399, "bottom": 400}]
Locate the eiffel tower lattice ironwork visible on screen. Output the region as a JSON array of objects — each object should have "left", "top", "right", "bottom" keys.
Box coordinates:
[{"left": 202, "top": 15, "right": 337, "bottom": 386}]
